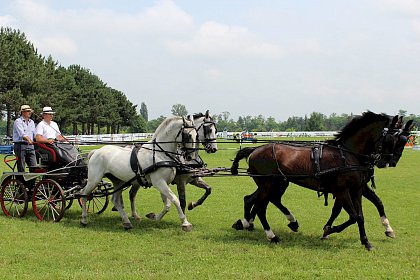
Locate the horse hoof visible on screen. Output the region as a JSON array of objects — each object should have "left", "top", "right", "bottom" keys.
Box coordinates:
[
  {"left": 146, "top": 213, "right": 156, "bottom": 220},
  {"left": 270, "top": 236, "right": 280, "bottom": 243},
  {"left": 247, "top": 223, "right": 255, "bottom": 231},
  {"left": 182, "top": 224, "right": 193, "bottom": 232},
  {"left": 187, "top": 202, "right": 195, "bottom": 211},
  {"left": 232, "top": 219, "right": 244, "bottom": 230},
  {"left": 365, "top": 244, "right": 374, "bottom": 251},
  {"left": 123, "top": 222, "right": 133, "bottom": 230},
  {"left": 80, "top": 221, "right": 87, "bottom": 228},
  {"left": 321, "top": 235, "right": 329, "bottom": 240},
  {"left": 287, "top": 221, "right": 299, "bottom": 232},
  {"left": 385, "top": 231, "right": 396, "bottom": 239},
  {"left": 133, "top": 215, "right": 142, "bottom": 222},
  {"left": 323, "top": 225, "right": 332, "bottom": 237}
]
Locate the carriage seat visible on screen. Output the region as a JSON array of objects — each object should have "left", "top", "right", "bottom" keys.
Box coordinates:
[
  {"left": 34, "top": 142, "right": 81, "bottom": 168},
  {"left": 34, "top": 143, "right": 59, "bottom": 168}
]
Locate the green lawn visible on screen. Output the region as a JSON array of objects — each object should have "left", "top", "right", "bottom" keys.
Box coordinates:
[{"left": 0, "top": 141, "right": 418, "bottom": 279}]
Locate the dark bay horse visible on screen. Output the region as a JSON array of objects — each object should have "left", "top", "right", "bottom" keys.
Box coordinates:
[
  {"left": 321, "top": 118, "right": 414, "bottom": 239},
  {"left": 233, "top": 118, "right": 414, "bottom": 240},
  {"left": 230, "top": 112, "right": 400, "bottom": 250}
]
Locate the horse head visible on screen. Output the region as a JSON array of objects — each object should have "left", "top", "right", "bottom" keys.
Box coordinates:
[
  {"left": 376, "top": 115, "right": 400, "bottom": 168},
  {"left": 389, "top": 119, "right": 414, "bottom": 167},
  {"left": 180, "top": 116, "right": 199, "bottom": 161},
  {"left": 190, "top": 110, "right": 218, "bottom": 153},
  {"left": 335, "top": 111, "right": 397, "bottom": 168}
]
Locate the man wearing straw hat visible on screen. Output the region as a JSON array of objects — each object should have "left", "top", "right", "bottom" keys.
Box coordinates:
[
  {"left": 35, "top": 106, "right": 66, "bottom": 144},
  {"left": 35, "top": 106, "right": 78, "bottom": 165},
  {"left": 12, "top": 105, "right": 37, "bottom": 172}
]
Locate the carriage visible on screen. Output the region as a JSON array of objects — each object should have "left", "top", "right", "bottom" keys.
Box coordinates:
[{"left": 0, "top": 142, "right": 111, "bottom": 222}]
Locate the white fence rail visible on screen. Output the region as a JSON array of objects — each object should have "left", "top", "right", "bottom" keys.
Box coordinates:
[{"left": 1, "top": 131, "right": 419, "bottom": 145}]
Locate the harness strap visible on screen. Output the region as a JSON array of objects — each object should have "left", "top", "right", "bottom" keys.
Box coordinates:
[
  {"left": 130, "top": 145, "right": 149, "bottom": 187},
  {"left": 311, "top": 144, "right": 323, "bottom": 176},
  {"left": 272, "top": 144, "right": 288, "bottom": 181}
]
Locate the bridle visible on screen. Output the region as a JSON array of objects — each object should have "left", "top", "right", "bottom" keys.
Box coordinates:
[
  {"left": 371, "top": 125, "right": 401, "bottom": 165},
  {"left": 195, "top": 118, "right": 217, "bottom": 149},
  {"left": 175, "top": 123, "right": 198, "bottom": 159}
]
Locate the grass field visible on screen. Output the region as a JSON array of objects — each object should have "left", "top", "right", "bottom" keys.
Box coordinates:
[{"left": 0, "top": 141, "right": 418, "bottom": 279}]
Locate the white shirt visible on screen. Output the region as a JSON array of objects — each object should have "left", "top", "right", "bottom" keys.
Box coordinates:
[{"left": 35, "top": 120, "right": 61, "bottom": 139}]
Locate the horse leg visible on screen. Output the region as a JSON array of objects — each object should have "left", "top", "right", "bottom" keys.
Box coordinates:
[
  {"left": 322, "top": 189, "right": 373, "bottom": 250},
  {"left": 268, "top": 182, "right": 299, "bottom": 232},
  {"left": 250, "top": 179, "right": 280, "bottom": 243},
  {"left": 111, "top": 182, "right": 133, "bottom": 230},
  {"left": 146, "top": 192, "right": 172, "bottom": 221},
  {"left": 256, "top": 198, "right": 279, "bottom": 243},
  {"left": 175, "top": 176, "right": 187, "bottom": 214},
  {"left": 80, "top": 195, "right": 88, "bottom": 227},
  {"left": 232, "top": 189, "right": 258, "bottom": 230},
  {"left": 354, "top": 195, "right": 374, "bottom": 251},
  {"left": 363, "top": 185, "right": 395, "bottom": 238},
  {"left": 322, "top": 190, "right": 358, "bottom": 237},
  {"left": 129, "top": 183, "right": 142, "bottom": 221},
  {"left": 80, "top": 170, "right": 103, "bottom": 227},
  {"left": 151, "top": 174, "right": 192, "bottom": 231},
  {"left": 187, "top": 177, "right": 212, "bottom": 211},
  {"left": 321, "top": 199, "right": 343, "bottom": 240}
]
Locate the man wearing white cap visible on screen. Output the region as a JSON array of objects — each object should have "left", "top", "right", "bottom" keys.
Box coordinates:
[
  {"left": 12, "top": 105, "right": 37, "bottom": 172},
  {"left": 35, "top": 106, "right": 79, "bottom": 166},
  {"left": 35, "top": 106, "right": 66, "bottom": 144}
]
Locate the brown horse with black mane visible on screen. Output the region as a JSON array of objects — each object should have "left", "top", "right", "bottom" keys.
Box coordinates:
[{"left": 230, "top": 111, "right": 401, "bottom": 250}]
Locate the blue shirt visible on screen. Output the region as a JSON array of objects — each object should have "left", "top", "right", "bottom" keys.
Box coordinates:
[{"left": 13, "top": 116, "right": 36, "bottom": 142}]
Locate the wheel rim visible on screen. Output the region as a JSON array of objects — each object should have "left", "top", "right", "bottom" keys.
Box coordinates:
[
  {"left": 78, "top": 193, "right": 109, "bottom": 215},
  {"left": 32, "top": 179, "right": 65, "bottom": 222},
  {"left": 0, "top": 179, "right": 28, "bottom": 218}
]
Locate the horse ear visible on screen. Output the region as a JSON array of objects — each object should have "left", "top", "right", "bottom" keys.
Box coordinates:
[
  {"left": 396, "top": 116, "right": 404, "bottom": 128},
  {"left": 404, "top": 120, "right": 414, "bottom": 131},
  {"left": 390, "top": 115, "right": 399, "bottom": 128},
  {"left": 205, "top": 110, "right": 210, "bottom": 118}
]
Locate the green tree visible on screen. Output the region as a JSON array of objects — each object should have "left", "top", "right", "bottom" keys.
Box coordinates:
[
  {"left": 307, "top": 112, "right": 326, "bottom": 131},
  {"left": 147, "top": 115, "right": 166, "bottom": 132},
  {"left": 140, "top": 102, "right": 148, "bottom": 122},
  {"left": 171, "top": 104, "right": 188, "bottom": 116},
  {"left": 0, "top": 27, "right": 43, "bottom": 135},
  {"left": 130, "top": 115, "right": 147, "bottom": 133}
]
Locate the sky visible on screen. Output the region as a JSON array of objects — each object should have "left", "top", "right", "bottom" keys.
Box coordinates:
[{"left": 1, "top": 0, "right": 420, "bottom": 121}]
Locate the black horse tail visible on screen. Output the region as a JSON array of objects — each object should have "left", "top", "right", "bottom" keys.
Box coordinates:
[{"left": 231, "top": 147, "right": 258, "bottom": 175}]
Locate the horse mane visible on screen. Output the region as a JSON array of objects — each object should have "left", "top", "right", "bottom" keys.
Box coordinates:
[
  {"left": 188, "top": 112, "right": 213, "bottom": 121},
  {"left": 191, "top": 113, "right": 204, "bottom": 119},
  {"left": 153, "top": 116, "right": 182, "bottom": 137},
  {"left": 332, "top": 111, "right": 390, "bottom": 142}
]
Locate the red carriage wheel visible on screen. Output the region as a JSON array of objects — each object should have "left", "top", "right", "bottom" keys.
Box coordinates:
[
  {"left": 77, "top": 181, "right": 110, "bottom": 215},
  {"left": 78, "top": 192, "right": 109, "bottom": 215},
  {"left": 32, "top": 179, "right": 66, "bottom": 222},
  {"left": 0, "top": 178, "right": 28, "bottom": 218}
]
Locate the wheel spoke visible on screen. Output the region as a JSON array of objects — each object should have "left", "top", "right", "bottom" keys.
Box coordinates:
[
  {"left": 33, "top": 179, "right": 65, "bottom": 222},
  {"left": 1, "top": 179, "right": 28, "bottom": 218}
]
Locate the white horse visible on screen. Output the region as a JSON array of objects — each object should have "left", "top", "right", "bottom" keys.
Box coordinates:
[
  {"left": 124, "top": 110, "right": 218, "bottom": 221},
  {"left": 80, "top": 116, "right": 198, "bottom": 231}
]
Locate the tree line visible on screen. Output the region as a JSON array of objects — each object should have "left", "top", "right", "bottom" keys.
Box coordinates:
[
  {"left": 0, "top": 27, "right": 143, "bottom": 136},
  {"left": 213, "top": 110, "right": 419, "bottom": 132}
]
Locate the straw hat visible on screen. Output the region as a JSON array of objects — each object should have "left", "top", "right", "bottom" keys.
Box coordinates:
[
  {"left": 20, "top": 105, "right": 33, "bottom": 112},
  {"left": 42, "top": 106, "right": 55, "bottom": 114}
]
